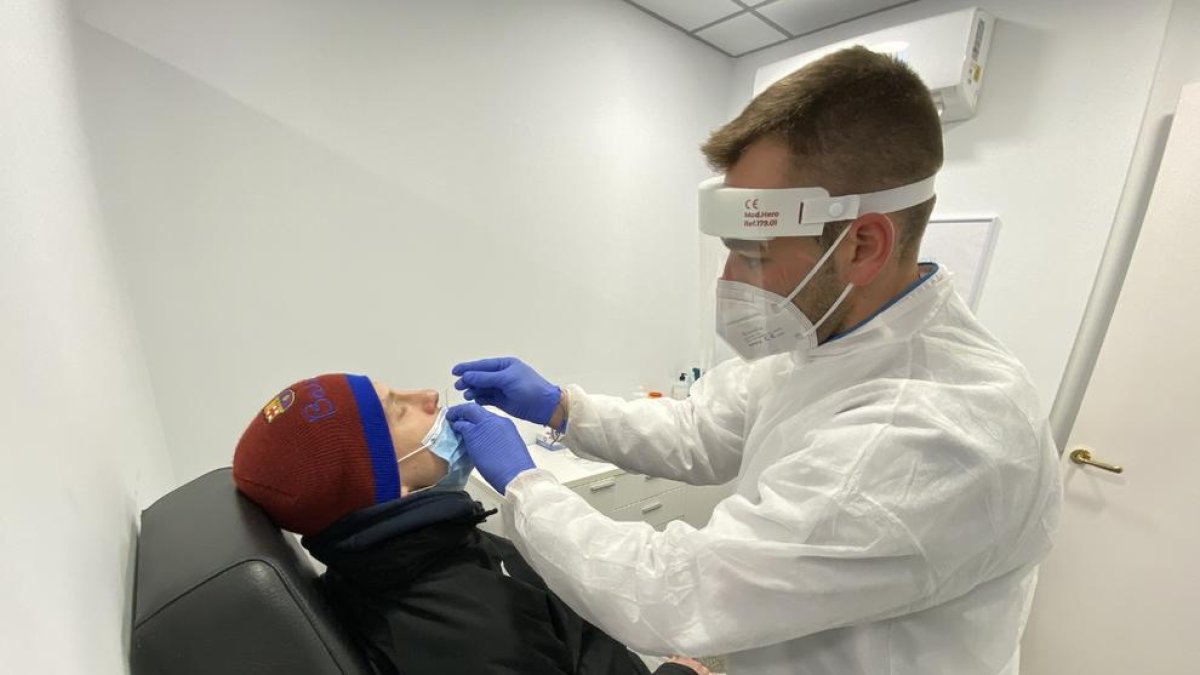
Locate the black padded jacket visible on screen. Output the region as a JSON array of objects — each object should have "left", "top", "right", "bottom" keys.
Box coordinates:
[{"left": 303, "top": 490, "right": 696, "bottom": 675}]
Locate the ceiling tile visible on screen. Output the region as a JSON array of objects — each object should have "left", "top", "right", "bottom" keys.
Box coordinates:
[
  {"left": 756, "top": 0, "right": 903, "bottom": 36},
  {"left": 696, "top": 13, "right": 788, "bottom": 56},
  {"left": 628, "top": 0, "right": 743, "bottom": 31}
]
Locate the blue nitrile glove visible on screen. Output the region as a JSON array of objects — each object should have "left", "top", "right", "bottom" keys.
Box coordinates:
[
  {"left": 451, "top": 357, "right": 561, "bottom": 425},
  {"left": 446, "top": 403, "right": 536, "bottom": 495}
]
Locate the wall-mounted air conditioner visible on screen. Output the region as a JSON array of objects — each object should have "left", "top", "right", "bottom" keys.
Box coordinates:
[{"left": 753, "top": 7, "right": 995, "bottom": 123}]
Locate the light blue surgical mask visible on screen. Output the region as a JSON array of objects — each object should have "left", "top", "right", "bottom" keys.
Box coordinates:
[{"left": 397, "top": 407, "right": 474, "bottom": 494}]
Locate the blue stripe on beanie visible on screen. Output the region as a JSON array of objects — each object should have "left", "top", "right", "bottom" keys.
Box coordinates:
[{"left": 345, "top": 374, "right": 400, "bottom": 503}]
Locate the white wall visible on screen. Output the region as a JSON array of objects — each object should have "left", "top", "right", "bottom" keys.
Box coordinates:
[
  {"left": 726, "top": 0, "right": 1174, "bottom": 420},
  {"left": 67, "top": 0, "right": 1190, "bottom": 491},
  {"left": 71, "top": 0, "right": 733, "bottom": 482},
  {"left": 0, "top": 2, "right": 175, "bottom": 673}
]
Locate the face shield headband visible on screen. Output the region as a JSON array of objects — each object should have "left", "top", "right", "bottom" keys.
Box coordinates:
[{"left": 698, "top": 174, "right": 937, "bottom": 240}]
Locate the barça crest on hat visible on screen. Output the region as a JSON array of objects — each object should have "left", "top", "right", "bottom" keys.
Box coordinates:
[{"left": 262, "top": 389, "right": 296, "bottom": 423}]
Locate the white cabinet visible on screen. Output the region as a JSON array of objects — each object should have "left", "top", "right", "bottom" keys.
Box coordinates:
[
  {"left": 683, "top": 483, "right": 736, "bottom": 529},
  {"left": 466, "top": 444, "right": 729, "bottom": 538},
  {"left": 613, "top": 473, "right": 685, "bottom": 508},
  {"left": 609, "top": 487, "right": 686, "bottom": 529}
]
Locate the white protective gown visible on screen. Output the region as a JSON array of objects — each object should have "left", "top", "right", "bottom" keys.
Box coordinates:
[{"left": 503, "top": 266, "right": 1062, "bottom": 675}]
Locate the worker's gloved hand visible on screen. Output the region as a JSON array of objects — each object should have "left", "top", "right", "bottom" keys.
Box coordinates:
[
  {"left": 451, "top": 357, "right": 561, "bottom": 425},
  {"left": 446, "top": 403, "right": 536, "bottom": 495}
]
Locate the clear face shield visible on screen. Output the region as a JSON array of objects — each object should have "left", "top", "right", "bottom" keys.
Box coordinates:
[{"left": 697, "top": 174, "right": 936, "bottom": 362}]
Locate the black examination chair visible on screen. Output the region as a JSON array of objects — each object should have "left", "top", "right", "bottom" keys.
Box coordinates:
[{"left": 130, "top": 468, "right": 373, "bottom": 675}]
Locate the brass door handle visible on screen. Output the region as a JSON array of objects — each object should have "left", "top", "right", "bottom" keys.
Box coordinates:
[{"left": 1069, "top": 448, "right": 1124, "bottom": 474}]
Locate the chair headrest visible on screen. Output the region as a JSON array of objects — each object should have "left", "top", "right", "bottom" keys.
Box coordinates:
[{"left": 131, "top": 468, "right": 374, "bottom": 675}]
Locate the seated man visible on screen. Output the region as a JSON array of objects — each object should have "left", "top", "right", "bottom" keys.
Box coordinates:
[{"left": 233, "top": 373, "right": 707, "bottom": 675}]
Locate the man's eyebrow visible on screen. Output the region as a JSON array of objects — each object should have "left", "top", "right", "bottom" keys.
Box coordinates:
[{"left": 723, "top": 238, "right": 770, "bottom": 253}]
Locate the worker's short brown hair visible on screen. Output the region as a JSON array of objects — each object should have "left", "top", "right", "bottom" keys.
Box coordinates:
[{"left": 702, "top": 46, "right": 943, "bottom": 260}]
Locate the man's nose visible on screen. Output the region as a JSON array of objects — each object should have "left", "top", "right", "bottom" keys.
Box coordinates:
[
  {"left": 421, "top": 389, "right": 439, "bottom": 410},
  {"left": 722, "top": 255, "right": 756, "bottom": 284}
]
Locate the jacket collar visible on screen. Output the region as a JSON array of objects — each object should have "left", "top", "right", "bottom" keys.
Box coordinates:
[{"left": 301, "top": 491, "right": 493, "bottom": 586}]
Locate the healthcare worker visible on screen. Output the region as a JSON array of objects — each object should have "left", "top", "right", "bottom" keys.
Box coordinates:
[{"left": 447, "top": 47, "right": 1061, "bottom": 675}]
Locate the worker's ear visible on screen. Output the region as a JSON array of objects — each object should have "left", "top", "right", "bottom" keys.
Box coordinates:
[{"left": 839, "top": 213, "right": 896, "bottom": 286}]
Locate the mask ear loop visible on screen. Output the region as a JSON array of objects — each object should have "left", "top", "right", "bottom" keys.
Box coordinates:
[
  {"left": 777, "top": 223, "right": 856, "bottom": 309},
  {"left": 804, "top": 283, "right": 855, "bottom": 338},
  {"left": 395, "top": 406, "right": 448, "bottom": 493},
  {"left": 397, "top": 444, "right": 428, "bottom": 465},
  {"left": 800, "top": 216, "right": 896, "bottom": 337},
  {"left": 394, "top": 441, "right": 434, "bottom": 497},
  {"left": 397, "top": 410, "right": 444, "bottom": 465}
]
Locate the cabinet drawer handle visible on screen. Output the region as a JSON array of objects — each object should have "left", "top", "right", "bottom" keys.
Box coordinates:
[
  {"left": 641, "top": 502, "right": 664, "bottom": 515},
  {"left": 589, "top": 480, "right": 616, "bottom": 492}
]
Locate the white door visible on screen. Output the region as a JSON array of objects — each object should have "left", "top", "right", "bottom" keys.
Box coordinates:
[{"left": 1020, "top": 82, "right": 1200, "bottom": 673}]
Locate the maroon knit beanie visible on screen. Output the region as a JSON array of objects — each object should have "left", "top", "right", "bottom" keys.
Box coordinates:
[{"left": 232, "top": 373, "right": 400, "bottom": 535}]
